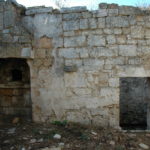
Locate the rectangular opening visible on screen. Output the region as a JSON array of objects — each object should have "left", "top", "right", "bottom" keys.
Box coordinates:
[{"left": 120, "top": 77, "right": 150, "bottom": 130}]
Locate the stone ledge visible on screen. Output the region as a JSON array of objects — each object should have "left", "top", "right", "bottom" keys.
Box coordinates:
[
  {"left": 60, "top": 6, "right": 87, "bottom": 13},
  {"left": 25, "top": 6, "right": 53, "bottom": 15}
]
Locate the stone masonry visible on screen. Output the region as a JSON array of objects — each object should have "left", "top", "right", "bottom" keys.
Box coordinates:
[{"left": 1, "top": 0, "right": 150, "bottom": 128}]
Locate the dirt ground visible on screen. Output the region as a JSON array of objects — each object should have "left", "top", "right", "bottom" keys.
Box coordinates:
[{"left": 0, "top": 120, "right": 150, "bottom": 150}]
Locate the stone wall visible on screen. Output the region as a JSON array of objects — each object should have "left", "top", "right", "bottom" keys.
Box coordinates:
[{"left": 1, "top": 0, "right": 150, "bottom": 128}]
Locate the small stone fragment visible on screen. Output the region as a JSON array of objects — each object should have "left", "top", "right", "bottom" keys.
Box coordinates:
[
  {"left": 110, "top": 140, "right": 115, "bottom": 145},
  {"left": 139, "top": 143, "right": 149, "bottom": 149},
  {"left": 7, "top": 128, "right": 16, "bottom": 134},
  {"left": 91, "top": 131, "right": 97, "bottom": 135},
  {"left": 30, "top": 139, "right": 36, "bottom": 143},
  {"left": 53, "top": 134, "right": 61, "bottom": 139},
  {"left": 12, "top": 117, "right": 20, "bottom": 124}
]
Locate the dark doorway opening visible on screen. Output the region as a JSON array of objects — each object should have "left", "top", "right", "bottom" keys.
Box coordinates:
[
  {"left": 0, "top": 58, "right": 32, "bottom": 123},
  {"left": 120, "top": 77, "right": 150, "bottom": 130}
]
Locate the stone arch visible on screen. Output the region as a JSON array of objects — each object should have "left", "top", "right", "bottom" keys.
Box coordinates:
[{"left": 0, "top": 58, "right": 32, "bottom": 123}]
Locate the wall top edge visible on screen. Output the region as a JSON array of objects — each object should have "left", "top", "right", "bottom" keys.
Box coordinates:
[{"left": 1, "top": 0, "right": 150, "bottom": 16}]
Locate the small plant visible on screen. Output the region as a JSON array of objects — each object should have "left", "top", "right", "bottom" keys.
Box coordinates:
[
  {"left": 115, "top": 145, "right": 124, "bottom": 150},
  {"left": 32, "top": 128, "right": 40, "bottom": 135},
  {"left": 42, "top": 130, "right": 57, "bottom": 140},
  {"left": 80, "top": 133, "right": 90, "bottom": 140},
  {"left": 52, "top": 120, "right": 68, "bottom": 126}
]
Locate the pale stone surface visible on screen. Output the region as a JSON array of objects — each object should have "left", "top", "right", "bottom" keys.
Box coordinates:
[
  {"left": 64, "top": 36, "right": 86, "bottom": 47},
  {"left": 59, "top": 48, "right": 79, "bottom": 58},
  {"left": 1, "top": 1, "right": 150, "bottom": 128},
  {"left": 88, "top": 35, "right": 106, "bottom": 46},
  {"left": 119, "top": 45, "right": 137, "bottom": 56},
  {"left": 106, "top": 16, "right": 129, "bottom": 27},
  {"left": 21, "top": 47, "right": 32, "bottom": 57},
  {"left": 106, "top": 35, "right": 116, "bottom": 44},
  {"left": 60, "top": 6, "right": 87, "bottom": 13},
  {"left": 25, "top": 7, "right": 53, "bottom": 15},
  {"left": 98, "top": 18, "right": 105, "bottom": 28},
  {"left": 0, "top": 13, "right": 3, "bottom": 30},
  {"left": 34, "top": 14, "right": 63, "bottom": 38},
  {"left": 80, "top": 19, "right": 88, "bottom": 29},
  {"left": 63, "top": 13, "right": 81, "bottom": 20},
  {"left": 63, "top": 20, "right": 79, "bottom": 31},
  {"left": 131, "top": 26, "right": 144, "bottom": 38}
]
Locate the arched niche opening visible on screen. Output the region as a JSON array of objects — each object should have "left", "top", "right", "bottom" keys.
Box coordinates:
[{"left": 0, "top": 58, "right": 32, "bottom": 123}]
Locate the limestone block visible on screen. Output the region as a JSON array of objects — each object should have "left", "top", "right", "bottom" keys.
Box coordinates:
[
  {"left": 26, "top": 7, "right": 53, "bottom": 15},
  {"left": 99, "top": 3, "right": 108, "bottom": 9},
  {"left": 78, "top": 48, "right": 89, "bottom": 58},
  {"left": 108, "top": 9, "right": 118, "bottom": 16},
  {"left": 137, "top": 46, "right": 150, "bottom": 55},
  {"left": 128, "top": 57, "right": 141, "bottom": 65},
  {"left": 59, "top": 48, "right": 79, "bottom": 58},
  {"left": 98, "top": 18, "right": 105, "bottom": 28},
  {"left": 21, "top": 47, "right": 32, "bottom": 58},
  {"left": 66, "top": 111, "right": 90, "bottom": 125},
  {"left": 114, "top": 28, "right": 122, "bottom": 34},
  {"left": 145, "top": 22, "right": 150, "bottom": 28},
  {"left": 60, "top": 6, "right": 87, "bottom": 13},
  {"left": 107, "top": 4, "right": 119, "bottom": 9},
  {"left": 100, "top": 87, "right": 119, "bottom": 102},
  {"left": 106, "top": 35, "right": 116, "bottom": 44},
  {"left": 81, "top": 12, "right": 92, "bottom": 18},
  {"left": 83, "top": 59, "right": 104, "bottom": 69},
  {"left": 65, "top": 59, "right": 83, "bottom": 67},
  {"left": 0, "top": 13, "right": 3, "bottom": 30},
  {"left": 122, "top": 28, "right": 131, "bottom": 35},
  {"left": 80, "top": 19, "right": 88, "bottom": 29},
  {"left": 105, "top": 57, "right": 125, "bottom": 65},
  {"left": 18, "top": 36, "right": 31, "bottom": 43},
  {"left": 64, "top": 36, "right": 86, "bottom": 47},
  {"left": 119, "top": 6, "right": 142, "bottom": 15},
  {"left": 0, "top": 4, "right": 3, "bottom": 12},
  {"left": 89, "top": 18, "right": 97, "bottom": 29},
  {"left": 96, "top": 9, "right": 108, "bottom": 17},
  {"left": 88, "top": 35, "right": 106, "bottom": 46},
  {"left": 119, "top": 45, "right": 137, "bottom": 56},
  {"left": 106, "top": 16, "right": 129, "bottom": 28},
  {"left": 131, "top": 26, "right": 144, "bottom": 38},
  {"left": 52, "top": 37, "right": 63, "bottom": 48},
  {"left": 4, "top": 10, "right": 15, "bottom": 28},
  {"left": 34, "top": 14, "right": 63, "bottom": 38},
  {"left": 145, "top": 29, "right": 150, "bottom": 39},
  {"left": 89, "top": 47, "right": 118, "bottom": 57},
  {"left": 100, "top": 47, "right": 118, "bottom": 57},
  {"left": 35, "top": 37, "right": 53, "bottom": 49},
  {"left": 64, "top": 72, "right": 87, "bottom": 88},
  {"left": 116, "top": 36, "right": 126, "bottom": 44},
  {"left": 63, "top": 20, "right": 79, "bottom": 31},
  {"left": 63, "top": 13, "right": 82, "bottom": 20},
  {"left": 129, "top": 16, "right": 137, "bottom": 25},
  {"left": 35, "top": 49, "right": 46, "bottom": 58},
  {"left": 64, "top": 31, "right": 75, "bottom": 36},
  {"left": 103, "top": 28, "right": 113, "bottom": 34},
  {"left": 108, "top": 78, "right": 119, "bottom": 87},
  {"left": 127, "top": 39, "right": 137, "bottom": 45},
  {"left": 2, "top": 34, "right": 12, "bottom": 43},
  {"left": 92, "top": 116, "right": 109, "bottom": 126},
  {"left": 73, "top": 88, "right": 91, "bottom": 96}
]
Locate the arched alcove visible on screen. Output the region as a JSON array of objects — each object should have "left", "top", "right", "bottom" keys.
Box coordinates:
[{"left": 0, "top": 58, "right": 32, "bottom": 122}]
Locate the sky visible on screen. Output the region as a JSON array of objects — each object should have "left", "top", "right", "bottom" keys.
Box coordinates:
[{"left": 16, "top": 0, "right": 149, "bottom": 9}]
